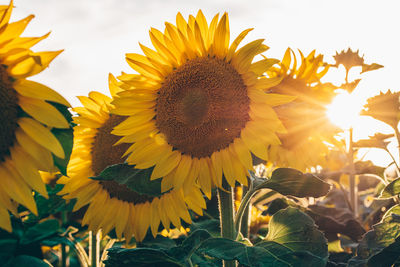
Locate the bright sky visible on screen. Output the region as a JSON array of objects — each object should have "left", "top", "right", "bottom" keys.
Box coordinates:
[{"left": 12, "top": 0, "right": 400, "bottom": 166}]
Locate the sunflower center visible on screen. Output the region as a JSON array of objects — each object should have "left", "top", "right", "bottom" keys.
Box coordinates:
[
  {"left": 92, "top": 114, "right": 156, "bottom": 204},
  {"left": 0, "top": 65, "right": 18, "bottom": 162},
  {"left": 156, "top": 57, "right": 249, "bottom": 158}
]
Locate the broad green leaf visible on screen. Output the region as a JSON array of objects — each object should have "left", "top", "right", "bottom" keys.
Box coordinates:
[
  {"left": 49, "top": 102, "right": 73, "bottom": 175},
  {"left": 348, "top": 214, "right": 400, "bottom": 266},
  {"left": 0, "top": 239, "right": 18, "bottom": 263},
  {"left": 104, "top": 247, "right": 183, "bottom": 267},
  {"left": 306, "top": 205, "right": 365, "bottom": 242},
  {"left": 380, "top": 177, "right": 400, "bottom": 198},
  {"left": 383, "top": 204, "right": 400, "bottom": 219},
  {"left": 4, "top": 255, "right": 50, "bottom": 267},
  {"left": 264, "top": 207, "right": 328, "bottom": 259},
  {"left": 197, "top": 208, "right": 327, "bottom": 267},
  {"left": 90, "top": 163, "right": 163, "bottom": 197},
  {"left": 367, "top": 236, "right": 400, "bottom": 266},
  {"left": 26, "top": 184, "right": 75, "bottom": 223},
  {"left": 169, "top": 229, "right": 212, "bottom": 263},
  {"left": 265, "top": 198, "right": 289, "bottom": 215},
  {"left": 190, "top": 219, "right": 220, "bottom": 237},
  {"left": 140, "top": 234, "right": 177, "bottom": 250},
  {"left": 20, "top": 219, "right": 59, "bottom": 245},
  {"left": 197, "top": 238, "right": 325, "bottom": 267},
  {"left": 254, "top": 168, "right": 331, "bottom": 198}
]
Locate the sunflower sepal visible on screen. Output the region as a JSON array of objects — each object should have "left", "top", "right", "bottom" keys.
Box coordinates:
[{"left": 89, "top": 163, "right": 164, "bottom": 198}]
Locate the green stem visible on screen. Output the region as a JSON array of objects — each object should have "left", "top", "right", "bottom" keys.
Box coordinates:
[
  {"left": 234, "top": 188, "right": 256, "bottom": 239},
  {"left": 348, "top": 128, "right": 358, "bottom": 217},
  {"left": 384, "top": 147, "right": 400, "bottom": 177},
  {"left": 60, "top": 211, "right": 68, "bottom": 267},
  {"left": 240, "top": 186, "right": 250, "bottom": 239},
  {"left": 89, "top": 231, "right": 99, "bottom": 267},
  {"left": 217, "top": 179, "right": 236, "bottom": 267},
  {"left": 394, "top": 127, "right": 400, "bottom": 170}
]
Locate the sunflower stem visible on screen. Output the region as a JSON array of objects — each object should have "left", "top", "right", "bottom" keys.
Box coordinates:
[
  {"left": 348, "top": 127, "right": 358, "bottom": 217},
  {"left": 60, "top": 211, "right": 68, "bottom": 267},
  {"left": 217, "top": 179, "right": 236, "bottom": 267},
  {"left": 394, "top": 126, "right": 400, "bottom": 169},
  {"left": 89, "top": 231, "right": 100, "bottom": 267},
  {"left": 239, "top": 185, "right": 250, "bottom": 239}
]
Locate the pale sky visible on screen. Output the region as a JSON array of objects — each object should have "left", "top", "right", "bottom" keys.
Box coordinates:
[{"left": 11, "top": 0, "right": 400, "bottom": 165}]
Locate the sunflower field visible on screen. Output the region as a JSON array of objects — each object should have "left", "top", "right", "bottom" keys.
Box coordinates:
[{"left": 1, "top": 1, "right": 400, "bottom": 266}]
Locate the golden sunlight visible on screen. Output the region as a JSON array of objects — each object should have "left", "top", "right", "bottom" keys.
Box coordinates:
[{"left": 326, "top": 89, "right": 364, "bottom": 130}]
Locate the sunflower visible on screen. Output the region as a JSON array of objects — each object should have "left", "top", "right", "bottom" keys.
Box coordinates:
[
  {"left": 0, "top": 1, "right": 69, "bottom": 232},
  {"left": 266, "top": 48, "right": 338, "bottom": 170},
  {"left": 111, "top": 11, "right": 294, "bottom": 197},
  {"left": 361, "top": 90, "right": 400, "bottom": 129},
  {"left": 59, "top": 77, "right": 206, "bottom": 242}
]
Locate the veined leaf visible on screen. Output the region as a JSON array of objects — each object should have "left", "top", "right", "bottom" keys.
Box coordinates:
[
  {"left": 253, "top": 168, "right": 331, "bottom": 198},
  {"left": 380, "top": 177, "right": 400, "bottom": 198},
  {"left": 90, "top": 163, "right": 163, "bottom": 197}
]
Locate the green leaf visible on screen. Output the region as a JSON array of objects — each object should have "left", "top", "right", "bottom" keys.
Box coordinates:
[
  {"left": 305, "top": 205, "right": 366, "bottom": 242},
  {"left": 190, "top": 219, "right": 220, "bottom": 237},
  {"left": 367, "top": 236, "right": 400, "bottom": 266},
  {"left": 383, "top": 204, "right": 400, "bottom": 219},
  {"left": 141, "top": 235, "right": 177, "bottom": 250},
  {"left": 90, "top": 163, "right": 163, "bottom": 197},
  {"left": 264, "top": 207, "right": 328, "bottom": 259},
  {"left": 254, "top": 168, "right": 331, "bottom": 198},
  {"left": 0, "top": 239, "right": 18, "bottom": 263},
  {"left": 49, "top": 102, "right": 73, "bottom": 175},
  {"left": 20, "top": 219, "right": 59, "bottom": 245},
  {"left": 348, "top": 214, "right": 400, "bottom": 266},
  {"left": 168, "top": 229, "right": 212, "bottom": 263},
  {"left": 197, "top": 208, "right": 328, "bottom": 267},
  {"left": 198, "top": 238, "right": 325, "bottom": 267},
  {"left": 361, "top": 63, "right": 384, "bottom": 74},
  {"left": 4, "top": 255, "right": 51, "bottom": 267},
  {"left": 380, "top": 177, "right": 400, "bottom": 198},
  {"left": 104, "top": 247, "right": 184, "bottom": 267}
]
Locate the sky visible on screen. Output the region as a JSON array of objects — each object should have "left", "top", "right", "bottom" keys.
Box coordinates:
[{"left": 11, "top": 0, "right": 400, "bottom": 165}]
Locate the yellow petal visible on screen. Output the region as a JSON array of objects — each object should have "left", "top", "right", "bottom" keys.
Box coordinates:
[
  {"left": 15, "top": 129, "right": 53, "bottom": 171},
  {"left": 9, "top": 50, "right": 63, "bottom": 78},
  {"left": 210, "top": 151, "right": 223, "bottom": 188},
  {"left": 0, "top": 1, "right": 12, "bottom": 31},
  {"left": 0, "top": 206, "right": 11, "bottom": 232},
  {"left": 232, "top": 39, "right": 264, "bottom": 72},
  {"left": 226, "top": 28, "right": 253, "bottom": 62},
  {"left": 198, "top": 158, "right": 212, "bottom": 199},
  {"left": 115, "top": 202, "right": 129, "bottom": 239},
  {"left": 249, "top": 58, "right": 280, "bottom": 76},
  {"left": 232, "top": 138, "right": 253, "bottom": 170},
  {"left": 150, "top": 198, "right": 161, "bottom": 237},
  {"left": 10, "top": 145, "right": 48, "bottom": 198},
  {"left": 173, "top": 155, "right": 192, "bottom": 189},
  {"left": 151, "top": 150, "right": 181, "bottom": 180},
  {"left": 19, "top": 96, "right": 69, "bottom": 128},
  {"left": 0, "top": 163, "right": 37, "bottom": 215},
  {"left": 14, "top": 79, "right": 70, "bottom": 107},
  {"left": 0, "top": 15, "right": 34, "bottom": 45},
  {"left": 18, "top": 117, "right": 65, "bottom": 158},
  {"left": 213, "top": 13, "right": 229, "bottom": 58}
]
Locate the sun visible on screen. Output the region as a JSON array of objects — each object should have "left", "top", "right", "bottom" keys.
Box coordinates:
[{"left": 326, "top": 89, "right": 365, "bottom": 130}]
